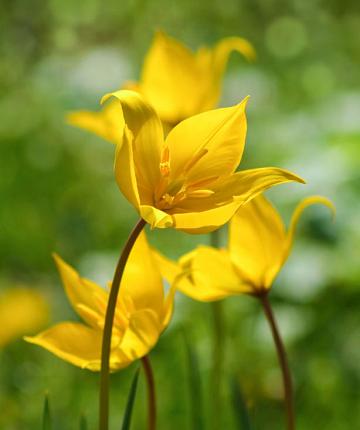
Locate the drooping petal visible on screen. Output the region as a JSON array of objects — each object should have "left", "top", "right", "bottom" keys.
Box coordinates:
[
  {"left": 25, "top": 322, "right": 104, "bottom": 370},
  {"left": 139, "top": 205, "right": 174, "bottom": 228},
  {"left": 165, "top": 99, "right": 249, "bottom": 183},
  {"left": 112, "top": 309, "right": 162, "bottom": 369},
  {"left": 0, "top": 288, "right": 49, "bottom": 347},
  {"left": 140, "top": 31, "right": 201, "bottom": 123},
  {"left": 229, "top": 195, "right": 286, "bottom": 290},
  {"left": 120, "top": 232, "right": 164, "bottom": 315},
  {"left": 102, "top": 90, "right": 164, "bottom": 192},
  {"left": 53, "top": 254, "right": 108, "bottom": 328},
  {"left": 67, "top": 100, "right": 124, "bottom": 144},
  {"left": 283, "top": 195, "right": 335, "bottom": 263}
]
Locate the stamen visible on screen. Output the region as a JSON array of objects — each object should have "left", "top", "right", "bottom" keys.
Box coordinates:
[
  {"left": 159, "top": 146, "right": 170, "bottom": 177},
  {"left": 186, "top": 189, "right": 215, "bottom": 198}
]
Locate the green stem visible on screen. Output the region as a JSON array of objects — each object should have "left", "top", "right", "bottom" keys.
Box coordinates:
[
  {"left": 210, "top": 228, "right": 224, "bottom": 430},
  {"left": 141, "top": 355, "right": 156, "bottom": 430},
  {"left": 259, "top": 293, "right": 295, "bottom": 430},
  {"left": 99, "top": 218, "right": 146, "bottom": 430}
]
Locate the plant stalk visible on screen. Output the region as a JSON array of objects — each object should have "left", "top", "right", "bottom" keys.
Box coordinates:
[
  {"left": 141, "top": 355, "right": 156, "bottom": 430},
  {"left": 259, "top": 293, "right": 295, "bottom": 430},
  {"left": 99, "top": 218, "right": 146, "bottom": 430}
]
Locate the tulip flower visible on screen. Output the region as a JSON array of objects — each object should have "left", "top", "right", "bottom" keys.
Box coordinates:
[
  {"left": 25, "top": 232, "right": 175, "bottom": 371},
  {"left": 102, "top": 90, "right": 304, "bottom": 234},
  {"left": 67, "top": 32, "right": 255, "bottom": 139},
  {"left": 0, "top": 287, "right": 49, "bottom": 348},
  {"left": 154, "top": 194, "right": 334, "bottom": 430},
  {"left": 154, "top": 195, "right": 335, "bottom": 299}
]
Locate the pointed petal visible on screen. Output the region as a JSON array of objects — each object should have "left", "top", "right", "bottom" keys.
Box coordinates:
[
  {"left": 53, "top": 254, "right": 107, "bottom": 328},
  {"left": 102, "top": 90, "right": 164, "bottom": 192},
  {"left": 140, "top": 31, "right": 201, "bottom": 123},
  {"left": 283, "top": 195, "right": 335, "bottom": 262},
  {"left": 112, "top": 309, "right": 161, "bottom": 369},
  {"left": 25, "top": 322, "right": 104, "bottom": 370},
  {"left": 67, "top": 100, "right": 124, "bottom": 144},
  {"left": 165, "top": 99, "right": 248, "bottom": 183},
  {"left": 229, "top": 195, "right": 286, "bottom": 289},
  {"left": 120, "top": 232, "right": 164, "bottom": 315},
  {"left": 212, "top": 36, "right": 256, "bottom": 69},
  {"left": 0, "top": 288, "right": 49, "bottom": 347}
]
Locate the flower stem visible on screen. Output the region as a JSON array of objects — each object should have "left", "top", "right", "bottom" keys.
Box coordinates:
[
  {"left": 259, "top": 293, "right": 295, "bottom": 430},
  {"left": 99, "top": 218, "right": 146, "bottom": 430},
  {"left": 210, "top": 228, "right": 224, "bottom": 430},
  {"left": 141, "top": 355, "right": 156, "bottom": 430}
]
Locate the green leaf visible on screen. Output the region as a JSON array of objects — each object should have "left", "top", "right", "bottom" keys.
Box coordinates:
[
  {"left": 230, "top": 377, "right": 252, "bottom": 430},
  {"left": 183, "top": 331, "right": 204, "bottom": 430},
  {"left": 121, "top": 367, "right": 140, "bottom": 430},
  {"left": 79, "top": 413, "right": 87, "bottom": 430},
  {"left": 42, "top": 392, "right": 52, "bottom": 430}
]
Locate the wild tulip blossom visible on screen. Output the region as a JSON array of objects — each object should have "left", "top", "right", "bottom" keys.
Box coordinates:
[
  {"left": 0, "top": 288, "right": 49, "bottom": 348},
  {"left": 25, "top": 232, "right": 175, "bottom": 371},
  {"left": 102, "top": 90, "right": 304, "bottom": 234},
  {"left": 67, "top": 32, "right": 255, "bottom": 139},
  {"left": 154, "top": 195, "right": 335, "bottom": 300}
]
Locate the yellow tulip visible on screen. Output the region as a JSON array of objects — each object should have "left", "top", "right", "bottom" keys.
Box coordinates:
[
  {"left": 25, "top": 232, "right": 175, "bottom": 371},
  {"left": 154, "top": 195, "right": 335, "bottom": 299},
  {"left": 102, "top": 90, "right": 304, "bottom": 234},
  {"left": 0, "top": 287, "right": 49, "bottom": 348},
  {"left": 124, "top": 31, "right": 256, "bottom": 126},
  {"left": 67, "top": 32, "right": 255, "bottom": 139}
]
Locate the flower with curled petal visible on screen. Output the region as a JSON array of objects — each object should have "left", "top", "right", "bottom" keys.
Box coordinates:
[
  {"left": 154, "top": 195, "right": 335, "bottom": 300},
  {"left": 103, "top": 90, "right": 304, "bottom": 234},
  {"left": 25, "top": 233, "right": 175, "bottom": 371}
]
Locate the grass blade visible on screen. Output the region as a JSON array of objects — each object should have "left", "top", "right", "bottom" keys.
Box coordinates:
[
  {"left": 80, "top": 413, "right": 87, "bottom": 430},
  {"left": 183, "top": 331, "right": 204, "bottom": 430},
  {"left": 42, "top": 392, "right": 52, "bottom": 430},
  {"left": 230, "top": 377, "right": 252, "bottom": 430},
  {"left": 121, "top": 367, "right": 140, "bottom": 430}
]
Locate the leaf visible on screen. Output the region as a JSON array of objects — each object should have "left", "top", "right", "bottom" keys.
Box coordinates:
[
  {"left": 230, "top": 377, "right": 252, "bottom": 430},
  {"left": 121, "top": 367, "right": 140, "bottom": 430},
  {"left": 42, "top": 392, "right": 52, "bottom": 430},
  {"left": 80, "top": 413, "right": 87, "bottom": 430},
  {"left": 183, "top": 331, "right": 204, "bottom": 430}
]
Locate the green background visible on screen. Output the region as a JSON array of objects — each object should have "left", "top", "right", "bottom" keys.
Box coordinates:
[{"left": 1, "top": 0, "right": 359, "bottom": 428}]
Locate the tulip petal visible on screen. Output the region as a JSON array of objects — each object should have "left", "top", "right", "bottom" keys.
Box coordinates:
[
  {"left": 121, "top": 232, "right": 164, "bottom": 315},
  {"left": 25, "top": 322, "right": 104, "bottom": 370},
  {"left": 229, "top": 195, "right": 286, "bottom": 289},
  {"left": 283, "top": 195, "right": 335, "bottom": 262},
  {"left": 114, "top": 126, "right": 142, "bottom": 209},
  {"left": 67, "top": 100, "right": 124, "bottom": 144},
  {"left": 165, "top": 99, "right": 248, "bottom": 183},
  {"left": 113, "top": 309, "right": 161, "bottom": 369},
  {"left": 102, "top": 90, "right": 164, "bottom": 192},
  {"left": 53, "top": 254, "right": 107, "bottom": 329},
  {"left": 139, "top": 205, "right": 174, "bottom": 228},
  {"left": 140, "top": 31, "right": 201, "bottom": 123},
  {"left": 183, "top": 246, "right": 251, "bottom": 301}
]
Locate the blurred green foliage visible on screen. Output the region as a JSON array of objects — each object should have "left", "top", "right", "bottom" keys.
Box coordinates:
[{"left": 0, "top": 0, "right": 359, "bottom": 429}]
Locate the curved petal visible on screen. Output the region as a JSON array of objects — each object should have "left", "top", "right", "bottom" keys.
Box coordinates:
[
  {"left": 139, "top": 205, "right": 174, "bottom": 228},
  {"left": 0, "top": 288, "right": 49, "bottom": 347},
  {"left": 25, "top": 322, "right": 104, "bottom": 371},
  {"left": 120, "top": 232, "right": 164, "bottom": 315},
  {"left": 165, "top": 99, "right": 249, "bottom": 183},
  {"left": 182, "top": 246, "right": 250, "bottom": 301},
  {"left": 67, "top": 100, "right": 124, "bottom": 144},
  {"left": 112, "top": 309, "right": 162, "bottom": 369},
  {"left": 114, "top": 126, "right": 142, "bottom": 209},
  {"left": 102, "top": 90, "right": 164, "bottom": 192},
  {"left": 283, "top": 195, "right": 335, "bottom": 263},
  {"left": 229, "top": 195, "right": 286, "bottom": 290},
  {"left": 53, "top": 254, "right": 107, "bottom": 328},
  {"left": 140, "top": 31, "right": 201, "bottom": 123}
]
